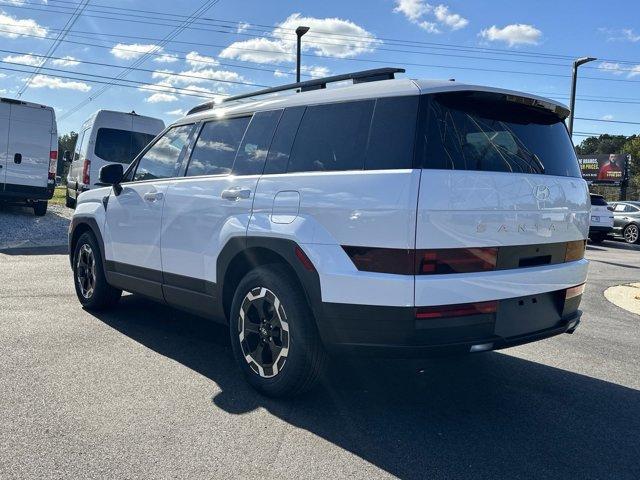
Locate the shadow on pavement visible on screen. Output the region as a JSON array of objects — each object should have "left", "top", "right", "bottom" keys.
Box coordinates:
[
  {"left": 0, "top": 245, "right": 68, "bottom": 256},
  {"left": 92, "top": 294, "right": 640, "bottom": 480}
]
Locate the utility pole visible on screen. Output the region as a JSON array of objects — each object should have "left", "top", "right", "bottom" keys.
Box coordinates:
[
  {"left": 295, "top": 26, "right": 310, "bottom": 83},
  {"left": 568, "top": 56, "right": 597, "bottom": 136}
]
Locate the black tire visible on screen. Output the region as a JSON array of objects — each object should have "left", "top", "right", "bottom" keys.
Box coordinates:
[
  {"left": 623, "top": 223, "right": 640, "bottom": 244},
  {"left": 65, "top": 189, "right": 76, "bottom": 209},
  {"left": 33, "top": 201, "right": 47, "bottom": 216},
  {"left": 589, "top": 233, "right": 605, "bottom": 244},
  {"left": 229, "top": 264, "right": 327, "bottom": 398},
  {"left": 72, "top": 232, "right": 121, "bottom": 310}
]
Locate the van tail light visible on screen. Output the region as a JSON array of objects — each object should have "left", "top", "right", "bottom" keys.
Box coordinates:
[
  {"left": 565, "top": 240, "right": 586, "bottom": 262},
  {"left": 82, "top": 159, "right": 91, "bottom": 185},
  {"left": 416, "top": 300, "right": 498, "bottom": 319},
  {"left": 565, "top": 283, "right": 585, "bottom": 300},
  {"left": 48, "top": 150, "right": 57, "bottom": 181}
]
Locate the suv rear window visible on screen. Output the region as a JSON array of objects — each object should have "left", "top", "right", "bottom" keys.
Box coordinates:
[
  {"left": 590, "top": 195, "right": 608, "bottom": 206},
  {"left": 418, "top": 92, "right": 581, "bottom": 177},
  {"left": 94, "top": 128, "right": 156, "bottom": 164}
]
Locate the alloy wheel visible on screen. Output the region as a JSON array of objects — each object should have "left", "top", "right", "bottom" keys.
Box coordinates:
[
  {"left": 238, "top": 287, "right": 290, "bottom": 378},
  {"left": 624, "top": 225, "right": 639, "bottom": 244},
  {"left": 76, "top": 244, "right": 96, "bottom": 299}
]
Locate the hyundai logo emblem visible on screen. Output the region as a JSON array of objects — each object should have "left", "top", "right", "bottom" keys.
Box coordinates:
[{"left": 534, "top": 185, "right": 550, "bottom": 201}]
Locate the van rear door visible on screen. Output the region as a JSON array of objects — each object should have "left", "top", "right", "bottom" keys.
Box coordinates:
[
  {"left": 0, "top": 101, "right": 9, "bottom": 186},
  {"left": 5, "top": 104, "right": 54, "bottom": 189},
  {"left": 414, "top": 91, "right": 589, "bottom": 305}
]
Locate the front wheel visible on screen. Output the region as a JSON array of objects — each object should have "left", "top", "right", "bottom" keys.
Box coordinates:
[
  {"left": 623, "top": 224, "right": 639, "bottom": 244},
  {"left": 73, "top": 232, "right": 121, "bottom": 310},
  {"left": 229, "top": 265, "right": 327, "bottom": 397}
]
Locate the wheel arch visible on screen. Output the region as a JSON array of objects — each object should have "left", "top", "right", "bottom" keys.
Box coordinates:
[
  {"left": 217, "top": 237, "right": 323, "bottom": 325},
  {"left": 68, "top": 216, "right": 106, "bottom": 269}
]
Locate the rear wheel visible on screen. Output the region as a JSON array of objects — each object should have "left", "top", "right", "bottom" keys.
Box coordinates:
[
  {"left": 65, "top": 189, "right": 76, "bottom": 209},
  {"left": 589, "top": 232, "right": 606, "bottom": 244},
  {"left": 73, "top": 232, "right": 121, "bottom": 310},
  {"left": 33, "top": 201, "right": 47, "bottom": 216},
  {"left": 623, "top": 224, "right": 639, "bottom": 244},
  {"left": 229, "top": 264, "right": 327, "bottom": 397}
]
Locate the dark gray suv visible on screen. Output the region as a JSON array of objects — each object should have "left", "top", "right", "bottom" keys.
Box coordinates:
[{"left": 611, "top": 201, "right": 640, "bottom": 244}]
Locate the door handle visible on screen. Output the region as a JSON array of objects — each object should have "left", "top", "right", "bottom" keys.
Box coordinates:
[
  {"left": 221, "top": 187, "right": 251, "bottom": 201},
  {"left": 143, "top": 192, "right": 164, "bottom": 202},
  {"left": 14, "top": 153, "right": 21, "bottom": 164}
]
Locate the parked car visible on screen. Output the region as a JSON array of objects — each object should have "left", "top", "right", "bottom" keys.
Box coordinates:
[
  {"left": 610, "top": 201, "right": 640, "bottom": 244},
  {"left": 68, "top": 68, "right": 589, "bottom": 397},
  {"left": 588, "top": 194, "right": 614, "bottom": 244},
  {"left": 0, "top": 97, "right": 58, "bottom": 216},
  {"left": 65, "top": 110, "right": 164, "bottom": 208}
]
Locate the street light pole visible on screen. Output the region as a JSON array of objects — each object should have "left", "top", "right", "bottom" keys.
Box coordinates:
[
  {"left": 295, "top": 26, "right": 310, "bottom": 83},
  {"left": 568, "top": 56, "right": 597, "bottom": 136}
]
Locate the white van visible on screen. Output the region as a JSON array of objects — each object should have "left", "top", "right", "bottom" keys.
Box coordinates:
[
  {"left": 0, "top": 97, "right": 58, "bottom": 216},
  {"left": 65, "top": 110, "right": 164, "bottom": 207}
]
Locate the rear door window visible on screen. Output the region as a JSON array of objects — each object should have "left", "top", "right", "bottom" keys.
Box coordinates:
[
  {"left": 286, "top": 100, "right": 374, "bottom": 173},
  {"left": 94, "top": 128, "right": 157, "bottom": 164},
  {"left": 263, "top": 107, "right": 305, "bottom": 175},
  {"left": 186, "top": 116, "right": 250, "bottom": 177},
  {"left": 418, "top": 92, "right": 581, "bottom": 177},
  {"left": 233, "top": 110, "right": 282, "bottom": 176}
]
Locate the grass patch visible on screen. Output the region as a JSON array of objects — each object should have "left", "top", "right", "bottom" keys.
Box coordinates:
[{"left": 51, "top": 186, "right": 66, "bottom": 206}]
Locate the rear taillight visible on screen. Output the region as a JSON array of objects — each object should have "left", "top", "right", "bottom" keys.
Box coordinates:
[
  {"left": 416, "top": 300, "right": 498, "bottom": 319},
  {"left": 565, "top": 240, "right": 586, "bottom": 262},
  {"left": 82, "top": 159, "right": 91, "bottom": 185},
  {"left": 48, "top": 150, "right": 57, "bottom": 181},
  {"left": 565, "top": 283, "right": 585, "bottom": 300},
  {"left": 417, "top": 247, "right": 497, "bottom": 274}
]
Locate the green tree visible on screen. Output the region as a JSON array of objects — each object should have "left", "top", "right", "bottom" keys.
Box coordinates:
[
  {"left": 57, "top": 131, "right": 77, "bottom": 181},
  {"left": 575, "top": 134, "right": 629, "bottom": 155}
]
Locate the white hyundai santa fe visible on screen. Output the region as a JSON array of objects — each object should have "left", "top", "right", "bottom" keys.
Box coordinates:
[{"left": 68, "top": 68, "right": 589, "bottom": 397}]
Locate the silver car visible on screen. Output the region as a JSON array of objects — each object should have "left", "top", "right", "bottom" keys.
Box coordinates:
[{"left": 611, "top": 201, "right": 640, "bottom": 244}]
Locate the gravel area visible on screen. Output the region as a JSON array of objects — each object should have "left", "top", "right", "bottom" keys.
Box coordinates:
[{"left": 0, "top": 203, "right": 72, "bottom": 250}]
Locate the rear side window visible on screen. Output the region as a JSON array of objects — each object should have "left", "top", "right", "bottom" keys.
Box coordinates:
[
  {"left": 263, "top": 107, "right": 305, "bottom": 175},
  {"left": 287, "top": 100, "right": 374, "bottom": 173},
  {"left": 233, "top": 110, "right": 282, "bottom": 176},
  {"left": 419, "top": 92, "right": 581, "bottom": 177},
  {"left": 186, "top": 116, "right": 250, "bottom": 177},
  {"left": 366, "top": 96, "right": 418, "bottom": 170},
  {"left": 133, "top": 124, "right": 193, "bottom": 182},
  {"left": 94, "top": 128, "right": 156, "bottom": 164}
]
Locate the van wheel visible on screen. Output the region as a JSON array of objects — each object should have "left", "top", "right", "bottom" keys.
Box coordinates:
[
  {"left": 33, "top": 201, "right": 47, "bottom": 216},
  {"left": 589, "top": 233, "right": 605, "bottom": 244},
  {"left": 229, "top": 265, "right": 327, "bottom": 397},
  {"left": 65, "top": 190, "right": 76, "bottom": 209},
  {"left": 623, "top": 224, "right": 639, "bottom": 244},
  {"left": 73, "top": 232, "right": 121, "bottom": 310}
]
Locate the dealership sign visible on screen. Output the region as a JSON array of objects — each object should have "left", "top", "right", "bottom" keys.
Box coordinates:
[{"left": 578, "top": 154, "right": 630, "bottom": 185}]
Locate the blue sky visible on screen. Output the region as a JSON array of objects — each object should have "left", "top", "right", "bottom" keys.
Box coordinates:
[{"left": 0, "top": 0, "right": 638, "bottom": 143}]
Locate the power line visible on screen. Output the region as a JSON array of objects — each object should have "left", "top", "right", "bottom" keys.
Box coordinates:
[{"left": 576, "top": 117, "right": 640, "bottom": 126}]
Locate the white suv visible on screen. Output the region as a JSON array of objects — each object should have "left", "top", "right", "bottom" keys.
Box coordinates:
[{"left": 68, "top": 68, "right": 589, "bottom": 397}]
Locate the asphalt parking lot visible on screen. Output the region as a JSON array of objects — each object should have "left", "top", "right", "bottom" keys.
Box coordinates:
[{"left": 0, "top": 241, "right": 638, "bottom": 480}]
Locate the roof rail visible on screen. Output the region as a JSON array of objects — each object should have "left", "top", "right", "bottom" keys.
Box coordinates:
[{"left": 187, "top": 67, "right": 405, "bottom": 116}]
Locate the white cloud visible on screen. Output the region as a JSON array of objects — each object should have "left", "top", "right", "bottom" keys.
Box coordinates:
[
  {"left": 622, "top": 29, "right": 640, "bottom": 42},
  {"left": 145, "top": 92, "right": 177, "bottom": 103},
  {"left": 3, "top": 53, "right": 41, "bottom": 66},
  {"left": 272, "top": 65, "right": 329, "bottom": 79},
  {"left": 394, "top": 0, "right": 432, "bottom": 21},
  {"left": 153, "top": 53, "right": 178, "bottom": 63},
  {"left": 30, "top": 75, "right": 90, "bottom": 91},
  {"left": 237, "top": 22, "right": 250, "bottom": 33},
  {"left": 111, "top": 43, "right": 160, "bottom": 60},
  {"left": 273, "top": 69, "right": 288, "bottom": 78},
  {"left": 185, "top": 51, "right": 219, "bottom": 69},
  {"left": 598, "top": 62, "right": 623, "bottom": 75},
  {"left": 0, "top": 12, "right": 47, "bottom": 38},
  {"left": 166, "top": 108, "right": 186, "bottom": 116},
  {"left": 601, "top": 114, "right": 614, "bottom": 121},
  {"left": 393, "top": 1, "right": 467, "bottom": 33},
  {"left": 51, "top": 55, "right": 79, "bottom": 67},
  {"left": 220, "top": 13, "right": 379, "bottom": 63},
  {"left": 601, "top": 27, "right": 640, "bottom": 42},
  {"left": 152, "top": 67, "right": 242, "bottom": 87},
  {"left": 627, "top": 65, "right": 640, "bottom": 78},
  {"left": 433, "top": 5, "right": 468, "bottom": 30},
  {"left": 479, "top": 24, "right": 542, "bottom": 46}
]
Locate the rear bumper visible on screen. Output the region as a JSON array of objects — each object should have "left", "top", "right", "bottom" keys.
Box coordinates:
[
  {"left": 0, "top": 183, "right": 54, "bottom": 201},
  {"left": 589, "top": 225, "right": 613, "bottom": 234},
  {"left": 317, "top": 291, "right": 582, "bottom": 357}
]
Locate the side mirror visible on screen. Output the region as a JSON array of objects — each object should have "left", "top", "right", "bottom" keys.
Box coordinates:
[
  {"left": 98, "top": 163, "right": 124, "bottom": 193},
  {"left": 63, "top": 150, "right": 72, "bottom": 163}
]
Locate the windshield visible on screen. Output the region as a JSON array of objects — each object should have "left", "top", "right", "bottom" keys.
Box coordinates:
[
  {"left": 417, "top": 92, "right": 581, "bottom": 177},
  {"left": 94, "top": 127, "right": 157, "bottom": 164}
]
